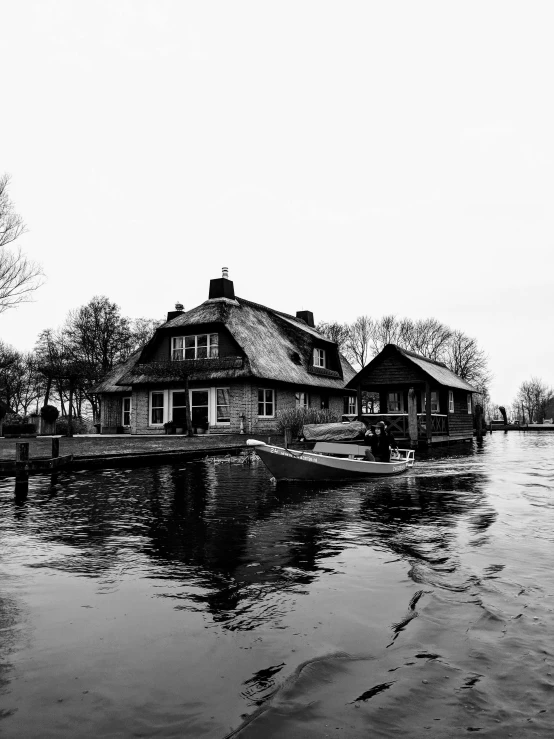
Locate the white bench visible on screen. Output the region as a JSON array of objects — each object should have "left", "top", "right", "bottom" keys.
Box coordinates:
[{"left": 313, "top": 442, "right": 415, "bottom": 466}]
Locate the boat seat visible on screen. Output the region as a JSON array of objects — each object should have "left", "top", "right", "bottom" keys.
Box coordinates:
[{"left": 313, "top": 442, "right": 366, "bottom": 457}]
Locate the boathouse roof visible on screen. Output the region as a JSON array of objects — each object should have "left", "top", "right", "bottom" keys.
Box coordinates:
[
  {"left": 100, "top": 292, "right": 355, "bottom": 391},
  {"left": 346, "top": 344, "right": 478, "bottom": 392}
]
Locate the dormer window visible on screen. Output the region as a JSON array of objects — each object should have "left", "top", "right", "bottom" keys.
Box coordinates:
[
  {"left": 313, "top": 348, "right": 326, "bottom": 368},
  {"left": 172, "top": 333, "right": 218, "bottom": 360}
]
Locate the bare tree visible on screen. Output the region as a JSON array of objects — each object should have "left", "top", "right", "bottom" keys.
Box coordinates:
[
  {"left": 0, "top": 174, "right": 44, "bottom": 313},
  {"left": 345, "top": 315, "right": 373, "bottom": 369},
  {"left": 316, "top": 321, "right": 350, "bottom": 353},
  {"left": 515, "top": 377, "right": 553, "bottom": 423}
]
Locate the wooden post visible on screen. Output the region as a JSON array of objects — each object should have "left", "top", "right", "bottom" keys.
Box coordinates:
[
  {"left": 52, "top": 437, "right": 60, "bottom": 459},
  {"left": 284, "top": 426, "right": 291, "bottom": 449},
  {"left": 15, "top": 442, "right": 29, "bottom": 463},
  {"left": 425, "top": 382, "right": 432, "bottom": 444},
  {"left": 356, "top": 385, "right": 363, "bottom": 421},
  {"left": 15, "top": 442, "right": 30, "bottom": 496},
  {"left": 407, "top": 387, "right": 418, "bottom": 448}
]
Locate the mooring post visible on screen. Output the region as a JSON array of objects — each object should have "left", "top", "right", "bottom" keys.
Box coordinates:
[
  {"left": 407, "top": 387, "right": 418, "bottom": 448},
  {"left": 52, "top": 437, "right": 60, "bottom": 459},
  {"left": 284, "top": 426, "right": 291, "bottom": 449},
  {"left": 15, "top": 442, "right": 30, "bottom": 497}
]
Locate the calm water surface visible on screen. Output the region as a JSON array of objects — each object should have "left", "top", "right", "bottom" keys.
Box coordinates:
[{"left": 0, "top": 433, "right": 553, "bottom": 738}]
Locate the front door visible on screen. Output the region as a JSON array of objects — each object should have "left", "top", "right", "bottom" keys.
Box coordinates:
[{"left": 190, "top": 390, "right": 209, "bottom": 429}]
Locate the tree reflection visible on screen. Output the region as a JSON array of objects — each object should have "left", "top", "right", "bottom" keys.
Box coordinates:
[{"left": 0, "top": 450, "right": 495, "bottom": 631}]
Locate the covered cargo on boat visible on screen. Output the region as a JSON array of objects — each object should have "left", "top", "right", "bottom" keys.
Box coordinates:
[{"left": 302, "top": 420, "right": 366, "bottom": 442}]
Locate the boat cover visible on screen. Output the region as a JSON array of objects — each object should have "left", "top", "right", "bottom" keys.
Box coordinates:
[{"left": 301, "top": 421, "right": 367, "bottom": 442}]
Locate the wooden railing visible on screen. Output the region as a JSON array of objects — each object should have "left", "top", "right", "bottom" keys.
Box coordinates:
[{"left": 342, "top": 413, "right": 449, "bottom": 437}]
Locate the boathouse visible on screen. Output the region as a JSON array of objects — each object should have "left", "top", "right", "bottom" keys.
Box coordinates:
[
  {"left": 344, "top": 344, "right": 478, "bottom": 445},
  {"left": 94, "top": 270, "right": 356, "bottom": 435}
]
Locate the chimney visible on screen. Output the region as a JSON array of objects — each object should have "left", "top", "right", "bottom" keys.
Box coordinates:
[
  {"left": 209, "top": 267, "right": 235, "bottom": 300},
  {"left": 296, "top": 310, "right": 315, "bottom": 328},
  {"left": 166, "top": 302, "right": 184, "bottom": 322}
]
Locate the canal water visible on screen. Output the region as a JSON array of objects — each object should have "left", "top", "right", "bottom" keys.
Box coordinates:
[{"left": 0, "top": 433, "right": 552, "bottom": 738}]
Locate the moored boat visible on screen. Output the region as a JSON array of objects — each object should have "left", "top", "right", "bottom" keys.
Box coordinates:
[{"left": 247, "top": 440, "right": 415, "bottom": 481}]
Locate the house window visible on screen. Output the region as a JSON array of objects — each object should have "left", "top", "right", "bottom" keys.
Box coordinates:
[
  {"left": 467, "top": 394, "right": 472, "bottom": 414},
  {"left": 388, "top": 392, "right": 403, "bottom": 413},
  {"left": 122, "top": 397, "right": 131, "bottom": 426},
  {"left": 296, "top": 392, "right": 309, "bottom": 408},
  {"left": 313, "top": 348, "right": 326, "bottom": 368},
  {"left": 258, "top": 389, "right": 275, "bottom": 417},
  {"left": 449, "top": 391, "right": 455, "bottom": 413},
  {"left": 172, "top": 333, "right": 218, "bottom": 360},
  {"left": 320, "top": 393, "right": 329, "bottom": 410},
  {"left": 150, "top": 391, "right": 164, "bottom": 425},
  {"left": 344, "top": 396, "right": 356, "bottom": 415},
  {"left": 423, "top": 391, "right": 440, "bottom": 413},
  {"left": 216, "top": 388, "right": 230, "bottom": 423}
]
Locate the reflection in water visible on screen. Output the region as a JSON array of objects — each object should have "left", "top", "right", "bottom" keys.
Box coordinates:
[{"left": 1, "top": 434, "right": 554, "bottom": 738}]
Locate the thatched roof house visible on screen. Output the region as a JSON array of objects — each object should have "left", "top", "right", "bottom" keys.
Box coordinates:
[{"left": 95, "top": 270, "right": 355, "bottom": 434}]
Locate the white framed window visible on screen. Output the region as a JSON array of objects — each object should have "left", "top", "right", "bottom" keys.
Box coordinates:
[
  {"left": 313, "top": 348, "right": 326, "bottom": 368},
  {"left": 216, "top": 388, "right": 230, "bottom": 424},
  {"left": 258, "top": 388, "right": 275, "bottom": 417},
  {"left": 423, "top": 391, "right": 440, "bottom": 413},
  {"left": 449, "top": 390, "right": 455, "bottom": 413},
  {"left": 295, "top": 391, "right": 309, "bottom": 408},
  {"left": 467, "top": 394, "right": 472, "bottom": 414},
  {"left": 172, "top": 333, "right": 218, "bottom": 360},
  {"left": 122, "top": 397, "right": 132, "bottom": 426},
  {"left": 388, "top": 391, "right": 403, "bottom": 413},
  {"left": 150, "top": 391, "right": 164, "bottom": 425}
]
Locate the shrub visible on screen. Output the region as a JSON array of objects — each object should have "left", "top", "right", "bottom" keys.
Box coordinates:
[
  {"left": 2, "top": 423, "right": 36, "bottom": 436},
  {"left": 40, "top": 405, "right": 60, "bottom": 423},
  {"left": 276, "top": 407, "right": 340, "bottom": 438},
  {"left": 55, "top": 416, "right": 89, "bottom": 435}
]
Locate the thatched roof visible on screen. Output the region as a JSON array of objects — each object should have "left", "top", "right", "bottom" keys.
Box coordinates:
[
  {"left": 92, "top": 350, "right": 141, "bottom": 393},
  {"left": 346, "top": 344, "right": 478, "bottom": 392},
  {"left": 105, "top": 296, "right": 356, "bottom": 391}
]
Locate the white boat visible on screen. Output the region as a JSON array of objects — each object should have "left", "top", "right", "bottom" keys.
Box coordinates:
[{"left": 247, "top": 440, "right": 415, "bottom": 481}]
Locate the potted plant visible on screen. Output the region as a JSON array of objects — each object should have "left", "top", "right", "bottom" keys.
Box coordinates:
[{"left": 164, "top": 420, "right": 176, "bottom": 435}]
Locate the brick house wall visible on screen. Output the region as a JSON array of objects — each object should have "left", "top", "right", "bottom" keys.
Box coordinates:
[{"left": 109, "top": 381, "right": 346, "bottom": 435}]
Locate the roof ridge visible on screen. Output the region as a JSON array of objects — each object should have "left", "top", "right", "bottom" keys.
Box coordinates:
[
  {"left": 235, "top": 296, "right": 303, "bottom": 323},
  {"left": 394, "top": 344, "right": 448, "bottom": 368}
]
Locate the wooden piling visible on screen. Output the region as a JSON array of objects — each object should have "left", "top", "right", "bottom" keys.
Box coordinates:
[
  {"left": 408, "top": 387, "right": 418, "bottom": 447},
  {"left": 425, "top": 382, "right": 432, "bottom": 444},
  {"left": 52, "top": 437, "right": 60, "bottom": 459},
  {"left": 15, "top": 442, "right": 30, "bottom": 495}
]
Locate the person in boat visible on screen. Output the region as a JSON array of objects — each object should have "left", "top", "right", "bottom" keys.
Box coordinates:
[
  {"left": 363, "top": 424, "right": 379, "bottom": 461},
  {"left": 376, "top": 421, "right": 398, "bottom": 463}
]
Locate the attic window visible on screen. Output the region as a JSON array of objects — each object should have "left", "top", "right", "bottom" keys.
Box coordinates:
[
  {"left": 290, "top": 351, "right": 302, "bottom": 365},
  {"left": 172, "top": 334, "right": 218, "bottom": 360},
  {"left": 313, "top": 348, "right": 326, "bottom": 368}
]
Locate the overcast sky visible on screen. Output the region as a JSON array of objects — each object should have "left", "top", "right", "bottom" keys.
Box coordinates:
[{"left": 1, "top": 1, "right": 552, "bottom": 403}]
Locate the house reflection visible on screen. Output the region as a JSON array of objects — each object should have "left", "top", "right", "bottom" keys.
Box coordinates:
[{"left": 0, "top": 448, "right": 494, "bottom": 631}]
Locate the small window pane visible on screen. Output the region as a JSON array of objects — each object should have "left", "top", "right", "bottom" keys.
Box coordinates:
[
  {"left": 184, "top": 347, "right": 195, "bottom": 359},
  {"left": 173, "top": 392, "right": 187, "bottom": 407},
  {"left": 173, "top": 337, "right": 183, "bottom": 349},
  {"left": 152, "top": 392, "right": 164, "bottom": 407},
  {"left": 197, "top": 346, "right": 208, "bottom": 359},
  {"left": 152, "top": 408, "right": 163, "bottom": 424},
  {"left": 197, "top": 334, "right": 207, "bottom": 347},
  {"left": 217, "top": 388, "right": 230, "bottom": 405},
  {"left": 210, "top": 333, "right": 218, "bottom": 346},
  {"left": 185, "top": 336, "right": 195, "bottom": 348}
]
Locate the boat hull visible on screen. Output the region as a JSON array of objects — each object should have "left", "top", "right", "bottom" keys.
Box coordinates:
[{"left": 254, "top": 445, "right": 408, "bottom": 481}]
